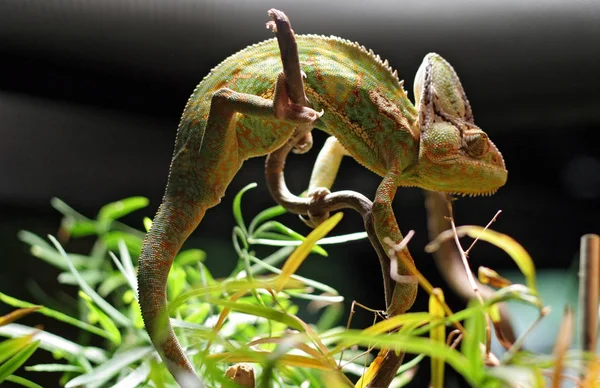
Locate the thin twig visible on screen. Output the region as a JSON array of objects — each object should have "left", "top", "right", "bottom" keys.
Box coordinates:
[
  {"left": 339, "top": 300, "right": 385, "bottom": 367},
  {"left": 502, "top": 306, "right": 550, "bottom": 364},
  {"left": 445, "top": 194, "right": 482, "bottom": 302},
  {"left": 464, "top": 210, "right": 502, "bottom": 257}
]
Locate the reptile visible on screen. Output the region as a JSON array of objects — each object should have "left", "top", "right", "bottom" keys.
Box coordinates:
[{"left": 137, "top": 10, "right": 507, "bottom": 387}]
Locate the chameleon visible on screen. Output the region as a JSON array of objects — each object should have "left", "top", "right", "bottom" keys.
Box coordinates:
[{"left": 137, "top": 11, "right": 507, "bottom": 386}]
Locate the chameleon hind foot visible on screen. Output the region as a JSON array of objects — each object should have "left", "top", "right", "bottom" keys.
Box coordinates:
[{"left": 299, "top": 187, "right": 331, "bottom": 228}]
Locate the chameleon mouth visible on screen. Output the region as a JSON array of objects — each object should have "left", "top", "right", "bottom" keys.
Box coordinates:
[{"left": 446, "top": 189, "right": 499, "bottom": 197}]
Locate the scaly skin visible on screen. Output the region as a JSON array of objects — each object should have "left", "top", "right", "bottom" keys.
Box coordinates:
[{"left": 137, "top": 34, "right": 507, "bottom": 386}]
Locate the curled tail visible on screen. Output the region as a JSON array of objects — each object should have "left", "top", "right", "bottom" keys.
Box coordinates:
[{"left": 138, "top": 196, "right": 206, "bottom": 387}]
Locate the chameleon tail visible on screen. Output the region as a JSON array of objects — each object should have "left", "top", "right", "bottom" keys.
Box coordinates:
[{"left": 138, "top": 196, "right": 206, "bottom": 387}]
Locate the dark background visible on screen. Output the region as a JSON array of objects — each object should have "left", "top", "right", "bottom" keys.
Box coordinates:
[{"left": 1, "top": 1, "right": 599, "bottom": 386}]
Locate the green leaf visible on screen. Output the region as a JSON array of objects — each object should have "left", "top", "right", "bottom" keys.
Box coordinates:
[
  {"left": 79, "top": 292, "right": 121, "bottom": 345},
  {"left": 102, "top": 232, "right": 143, "bottom": 257},
  {"left": 232, "top": 182, "right": 257, "bottom": 236},
  {"left": 5, "top": 375, "right": 43, "bottom": 388},
  {"left": 65, "top": 347, "right": 153, "bottom": 388},
  {"left": 25, "top": 364, "right": 84, "bottom": 373},
  {"left": 143, "top": 217, "right": 152, "bottom": 232},
  {"left": 167, "top": 265, "right": 187, "bottom": 301},
  {"left": 58, "top": 270, "right": 104, "bottom": 286},
  {"left": 315, "top": 303, "right": 343, "bottom": 331},
  {"left": 112, "top": 362, "right": 151, "bottom": 388},
  {"left": 97, "top": 197, "right": 149, "bottom": 223},
  {"left": 65, "top": 219, "right": 99, "bottom": 238},
  {"left": 250, "top": 221, "right": 328, "bottom": 256},
  {"left": 248, "top": 204, "right": 288, "bottom": 235},
  {"left": 0, "top": 293, "right": 113, "bottom": 341},
  {"left": 169, "top": 277, "right": 304, "bottom": 313},
  {"left": 0, "top": 336, "right": 33, "bottom": 364},
  {"left": 119, "top": 239, "right": 137, "bottom": 284},
  {"left": 332, "top": 330, "right": 475, "bottom": 385},
  {"left": 0, "top": 324, "right": 107, "bottom": 364},
  {"left": 461, "top": 301, "right": 486, "bottom": 382},
  {"left": 48, "top": 236, "right": 131, "bottom": 327},
  {"left": 0, "top": 340, "right": 40, "bottom": 383},
  {"left": 51, "top": 198, "right": 88, "bottom": 220},
  {"left": 108, "top": 241, "right": 137, "bottom": 294},
  {"left": 207, "top": 298, "right": 305, "bottom": 331},
  {"left": 18, "top": 231, "right": 85, "bottom": 270},
  {"left": 98, "top": 273, "right": 128, "bottom": 297},
  {"left": 176, "top": 249, "right": 206, "bottom": 266}
]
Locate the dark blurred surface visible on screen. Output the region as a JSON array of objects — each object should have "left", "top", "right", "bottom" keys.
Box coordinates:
[{"left": 1, "top": 1, "right": 599, "bottom": 386}]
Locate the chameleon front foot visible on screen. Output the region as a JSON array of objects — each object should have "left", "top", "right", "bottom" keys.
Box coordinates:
[{"left": 273, "top": 72, "right": 323, "bottom": 124}]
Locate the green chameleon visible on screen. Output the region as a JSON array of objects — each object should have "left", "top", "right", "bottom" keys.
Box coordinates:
[{"left": 137, "top": 12, "right": 507, "bottom": 386}]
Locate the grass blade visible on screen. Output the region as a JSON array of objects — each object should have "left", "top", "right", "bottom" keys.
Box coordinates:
[
  {"left": 275, "top": 212, "right": 343, "bottom": 292},
  {"left": 0, "top": 324, "right": 107, "bottom": 364},
  {"left": 48, "top": 235, "right": 130, "bottom": 327},
  {"left": 5, "top": 375, "right": 43, "bottom": 388},
  {"left": 0, "top": 340, "right": 40, "bottom": 383},
  {"left": 65, "top": 347, "right": 153, "bottom": 388}
]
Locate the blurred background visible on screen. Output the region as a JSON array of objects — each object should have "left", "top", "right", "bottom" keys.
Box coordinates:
[{"left": 1, "top": 0, "right": 599, "bottom": 386}]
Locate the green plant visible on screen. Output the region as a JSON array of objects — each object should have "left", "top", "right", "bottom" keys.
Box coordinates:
[{"left": 0, "top": 185, "right": 594, "bottom": 387}]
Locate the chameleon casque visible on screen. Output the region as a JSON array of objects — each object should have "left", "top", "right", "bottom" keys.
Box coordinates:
[{"left": 137, "top": 10, "right": 507, "bottom": 387}]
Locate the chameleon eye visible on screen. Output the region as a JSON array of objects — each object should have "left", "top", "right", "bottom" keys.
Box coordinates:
[{"left": 463, "top": 130, "right": 489, "bottom": 158}]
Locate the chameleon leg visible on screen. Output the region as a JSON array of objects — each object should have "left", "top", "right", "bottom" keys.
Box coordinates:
[
  {"left": 372, "top": 167, "right": 418, "bottom": 315},
  {"left": 201, "top": 73, "right": 321, "bottom": 163},
  {"left": 138, "top": 75, "right": 321, "bottom": 388},
  {"left": 358, "top": 167, "right": 419, "bottom": 388}
]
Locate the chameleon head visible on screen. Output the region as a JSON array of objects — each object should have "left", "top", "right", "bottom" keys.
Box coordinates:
[{"left": 406, "top": 53, "right": 507, "bottom": 196}]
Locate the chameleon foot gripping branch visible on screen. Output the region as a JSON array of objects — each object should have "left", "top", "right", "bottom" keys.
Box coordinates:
[{"left": 137, "top": 8, "right": 507, "bottom": 387}]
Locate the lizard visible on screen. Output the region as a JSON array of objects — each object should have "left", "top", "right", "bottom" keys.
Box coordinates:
[{"left": 137, "top": 9, "right": 508, "bottom": 386}]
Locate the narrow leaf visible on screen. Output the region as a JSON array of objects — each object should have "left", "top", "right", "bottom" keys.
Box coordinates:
[
  {"left": 79, "top": 292, "right": 121, "bottom": 345},
  {"left": 0, "top": 293, "right": 112, "bottom": 341},
  {"left": 18, "top": 231, "right": 85, "bottom": 270},
  {"left": 48, "top": 235, "right": 130, "bottom": 327},
  {"left": 65, "top": 347, "right": 152, "bottom": 388},
  {"left": 112, "top": 362, "right": 151, "bottom": 388},
  {"left": 208, "top": 298, "right": 305, "bottom": 331},
  {"left": 0, "top": 323, "right": 107, "bottom": 364},
  {"left": 0, "top": 336, "right": 34, "bottom": 364},
  {"left": 26, "top": 364, "right": 84, "bottom": 372},
  {"left": 429, "top": 288, "right": 446, "bottom": 388},
  {"left": 275, "top": 212, "right": 343, "bottom": 292},
  {"left": 5, "top": 375, "right": 43, "bottom": 388},
  {"left": 232, "top": 182, "right": 257, "bottom": 236},
  {"left": 0, "top": 307, "right": 41, "bottom": 327},
  {"left": 97, "top": 197, "right": 149, "bottom": 223},
  {"left": 461, "top": 301, "right": 486, "bottom": 381},
  {"left": 0, "top": 340, "right": 40, "bottom": 383}
]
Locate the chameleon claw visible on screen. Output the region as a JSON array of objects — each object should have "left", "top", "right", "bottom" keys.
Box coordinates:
[
  {"left": 291, "top": 131, "right": 313, "bottom": 154},
  {"left": 266, "top": 20, "right": 277, "bottom": 32},
  {"left": 299, "top": 187, "right": 331, "bottom": 228}
]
